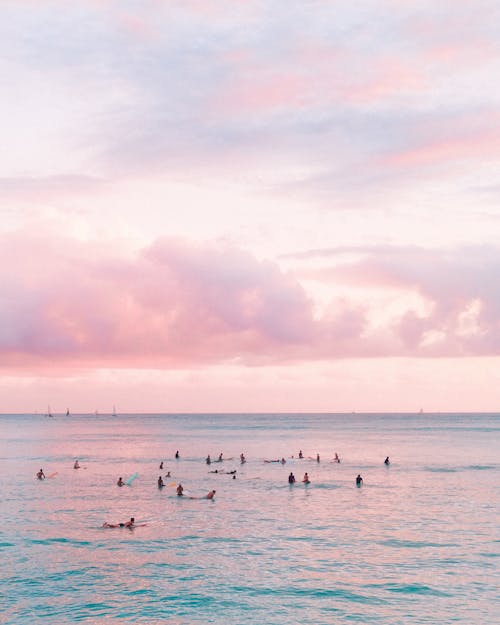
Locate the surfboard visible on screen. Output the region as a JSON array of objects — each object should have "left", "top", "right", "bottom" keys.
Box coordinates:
[
  {"left": 125, "top": 472, "right": 138, "bottom": 486},
  {"left": 48, "top": 472, "right": 58, "bottom": 479}
]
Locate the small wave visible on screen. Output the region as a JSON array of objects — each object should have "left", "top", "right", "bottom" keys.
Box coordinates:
[
  {"left": 424, "top": 467, "right": 457, "bottom": 473},
  {"left": 464, "top": 464, "right": 496, "bottom": 471},
  {"left": 0, "top": 541, "right": 15, "bottom": 548},
  {"left": 28, "top": 537, "right": 92, "bottom": 546},
  {"left": 229, "top": 585, "right": 386, "bottom": 604},
  {"left": 480, "top": 552, "right": 500, "bottom": 558},
  {"left": 376, "top": 583, "right": 450, "bottom": 597},
  {"left": 380, "top": 539, "right": 457, "bottom": 549}
]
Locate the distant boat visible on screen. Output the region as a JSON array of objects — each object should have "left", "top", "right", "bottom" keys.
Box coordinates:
[
  {"left": 112, "top": 405, "right": 117, "bottom": 417},
  {"left": 66, "top": 408, "right": 70, "bottom": 417},
  {"left": 46, "top": 405, "right": 54, "bottom": 418}
]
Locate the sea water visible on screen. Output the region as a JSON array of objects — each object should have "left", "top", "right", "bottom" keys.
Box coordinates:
[{"left": 0, "top": 413, "right": 498, "bottom": 624}]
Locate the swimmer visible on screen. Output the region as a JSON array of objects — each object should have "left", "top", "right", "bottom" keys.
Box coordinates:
[
  {"left": 206, "top": 454, "right": 211, "bottom": 465},
  {"left": 288, "top": 472, "right": 296, "bottom": 484},
  {"left": 117, "top": 477, "right": 124, "bottom": 487},
  {"left": 384, "top": 456, "right": 390, "bottom": 465},
  {"left": 228, "top": 470, "right": 237, "bottom": 475},
  {"left": 209, "top": 469, "right": 221, "bottom": 473},
  {"left": 73, "top": 460, "right": 80, "bottom": 469},
  {"left": 176, "top": 484, "right": 184, "bottom": 496},
  {"left": 303, "top": 472, "right": 310, "bottom": 484},
  {"left": 280, "top": 457, "right": 286, "bottom": 464},
  {"left": 36, "top": 468, "right": 45, "bottom": 480},
  {"left": 232, "top": 474, "right": 236, "bottom": 479},
  {"left": 218, "top": 452, "right": 223, "bottom": 462},
  {"left": 165, "top": 471, "right": 171, "bottom": 478},
  {"left": 175, "top": 451, "right": 180, "bottom": 459},
  {"left": 299, "top": 450, "right": 303, "bottom": 459},
  {"left": 206, "top": 490, "right": 216, "bottom": 499},
  {"left": 103, "top": 517, "right": 135, "bottom": 528},
  {"left": 316, "top": 453, "right": 320, "bottom": 463},
  {"left": 356, "top": 474, "right": 363, "bottom": 486},
  {"left": 334, "top": 452, "right": 340, "bottom": 463},
  {"left": 240, "top": 453, "right": 246, "bottom": 463},
  {"left": 159, "top": 461, "right": 163, "bottom": 470},
  {"left": 158, "top": 476, "right": 164, "bottom": 488}
]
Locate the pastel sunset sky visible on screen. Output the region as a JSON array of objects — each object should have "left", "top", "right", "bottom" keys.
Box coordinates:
[{"left": 2, "top": 0, "right": 500, "bottom": 413}]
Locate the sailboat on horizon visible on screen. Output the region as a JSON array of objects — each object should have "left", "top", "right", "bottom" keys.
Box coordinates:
[
  {"left": 112, "top": 405, "right": 117, "bottom": 417},
  {"left": 46, "top": 405, "right": 54, "bottom": 418}
]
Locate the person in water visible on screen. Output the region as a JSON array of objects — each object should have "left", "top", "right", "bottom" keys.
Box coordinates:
[
  {"left": 316, "top": 453, "right": 320, "bottom": 463},
  {"left": 334, "top": 452, "right": 340, "bottom": 463},
  {"left": 176, "top": 484, "right": 184, "bottom": 496},
  {"left": 73, "top": 460, "right": 80, "bottom": 469},
  {"left": 218, "top": 452, "right": 223, "bottom": 461},
  {"left": 37, "top": 468, "right": 45, "bottom": 480},
  {"left": 384, "top": 456, "right": 390, "bottom": 465},
  {"left": 165, "top": 471, "right": 171, "bottom": 478},
  {"left": 288, "top": 472, "right": 296, "bottom": 484},
  {"left": 303, "top": 472, "right": 310, "bottom": 484},
  {"left": 103, "top": 517, "right": 135, "bottom": 528},
  {"left": 299, "top": 450, "right": 303, "bottom": 459},
  {"left": 356, "top": 474, "right": 363, "bottom": 486},
  {"left": 117, "top": 477, "right": 124, "bottom": 487},
  {"left": 175, "top": 451, "right": 180, "bottom": 459},
  {"left": 206, "top": 454, "right": 211, "bottom": 465},
  {"left": 158, "top": 476, "right": 164, "bottom": 488},
  {"left": 206, "top": 490, "right": 216, "bottom": 499},
  {"left": 240, "top": 453, "right": 246, "bottom": 463},
  {"left": 280, "top": 457, "right": 286, "bottom": 464},
  {"left": 159, "top": 461, "right": 163, "bottom": 470}
]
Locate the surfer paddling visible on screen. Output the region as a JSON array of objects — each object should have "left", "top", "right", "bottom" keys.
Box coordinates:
[{"left": 103, "top": 517, "right": 136, "bottom": 528}]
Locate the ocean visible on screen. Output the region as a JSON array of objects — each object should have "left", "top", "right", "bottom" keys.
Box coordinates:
[{"left": 0, "top": 412, "right": 498, "bottom": 624}]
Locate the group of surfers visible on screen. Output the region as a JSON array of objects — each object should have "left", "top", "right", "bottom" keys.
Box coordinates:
[{"left": 36, "top": 450, "right": 391, "bottom": 527}]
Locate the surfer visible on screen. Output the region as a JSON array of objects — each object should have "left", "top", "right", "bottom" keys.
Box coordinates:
[
  {"left": 334, "top": 452, "right": 340, "bottom": 463},
  {"left": 240, "top": 453, "right": 246, "bottom": 463},
  {"left": 299, "top": 450, "right": 303, "bottom": 459},
  {"left": 176, "top": 484, "right": 184, "bottom": 496},
  {"left": 356, "top": 474, "right": 363, "bottom": 486},
  {"left": 73, "top": 460, "right": 80, "bottom": 469},
  {"left": 303, "top": 472, "right": 310, "bottom": 484},
  {"left": 36, "top": 468, "right": 45, "bottom": 480},
  {"left": 288, "top": 472, "right": 296, "bottom": 484},
  {"left": 117, "top": 477, "right": 124, "bottom": 487},
  {"left": 206, "top": 454, "right": 211, "bottom": 465},
  {"left": 316, "top": 453, "right": 320, "bottom": 463},
  {"left": 206, "top": 490, "right": 216, "bottom": 499},
  {"left": 175, "top": 450, "right": 180, "bottom": 459},
  {"left": 159, "top": 461, "right": 163, "bottom": 470},
  {"left": 103, "top": 517, "right": 135, "bottom": 528},
  {"left": 165, "top": 471, "right": 171, "bottom": 478},
  {"left": 218, "top": 452, "right": 223, "bottom": 461},
  {"left": 158, "top": 476, "right": 164, "bottom": 488},
  {"left": 384, "top": 456, "right": 390, "bottom": 465},
  {"left": 281, "top": 457, "right": 286, "bottom": 464}
]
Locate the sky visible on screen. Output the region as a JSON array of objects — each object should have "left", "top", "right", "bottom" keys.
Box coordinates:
[{"left": 1, "top": 0, "right": 500, "bottom": 413}]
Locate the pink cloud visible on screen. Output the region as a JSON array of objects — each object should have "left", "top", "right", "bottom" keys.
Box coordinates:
[{"left": 2, "top": 235, "right": 500, "bottom": 374}]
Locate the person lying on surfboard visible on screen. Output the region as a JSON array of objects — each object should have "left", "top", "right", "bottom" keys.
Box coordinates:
[
  {"left": 188, "top": 490, "right": 216, "bottom": 500},
  {"left": 103, "top": 517, "right": 136, "bottom": 528}
]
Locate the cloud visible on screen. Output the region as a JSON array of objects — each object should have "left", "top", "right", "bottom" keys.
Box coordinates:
[{"left": 2, "top": 234, "right": 500, "bottom": 374}]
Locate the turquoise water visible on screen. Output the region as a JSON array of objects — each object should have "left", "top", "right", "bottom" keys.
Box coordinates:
[{"left": 1, "top": 413, "right": 498, "bottom": 624}]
